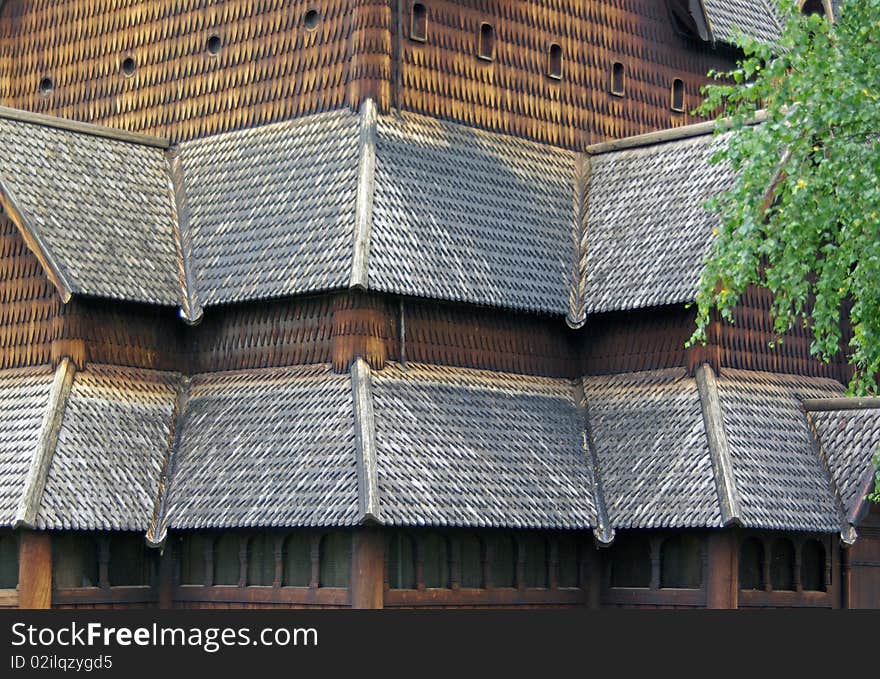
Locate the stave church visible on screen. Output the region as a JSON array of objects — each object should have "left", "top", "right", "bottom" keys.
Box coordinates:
[{"left": 0, "top": 0, "right": 877, "bottom": 609}]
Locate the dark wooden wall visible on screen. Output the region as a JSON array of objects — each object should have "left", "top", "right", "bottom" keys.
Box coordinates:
[
  {"left": 0, "top": 216, "right": 61, "bottom": 369},
  {"left": 0, "top": 218, "right": 854, "bottom": 384},
  {"left": 0, "top": 0, "right": 735, "bottom": 147},
  {"left": 847, "top": 503, "right": 880, "bottom": 609}
]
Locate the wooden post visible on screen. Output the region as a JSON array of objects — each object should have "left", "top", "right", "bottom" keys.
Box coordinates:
[
  {"left": 706, "top": 531, "right": 737, "bottom": 609},
  {"left": 350, "top": 529, "right": 384, "bottom": 609},
  {"left": 18, "top": 531, "right": 52, "bottom": 609},
  {"left": 158, "top": 547, "right": 175, "bottom": 610}
]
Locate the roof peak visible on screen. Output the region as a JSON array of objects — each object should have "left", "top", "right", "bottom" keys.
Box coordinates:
[{"left": 0, "top": 105, "right": 169, "bottom": 149}]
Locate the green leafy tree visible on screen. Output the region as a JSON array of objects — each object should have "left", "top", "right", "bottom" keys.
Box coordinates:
[{"left": 690, "top": 0, "right": 880, "bottom": 498}]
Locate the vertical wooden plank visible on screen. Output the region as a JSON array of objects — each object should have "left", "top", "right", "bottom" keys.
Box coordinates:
[
  {"left": 158, "top": 546, "right": 174, "bottom": 610},
  {"left": 351, "top": 528, "right": 384, "bottom": 609},
  {"left": 18, "top": 530, "right": 51, "bottom": 609},
  {"left": 706, "top": 531, "right": 738, "bottom": 609}
]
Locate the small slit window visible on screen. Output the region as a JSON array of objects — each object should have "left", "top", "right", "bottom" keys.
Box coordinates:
[
  {"left": 0, "top": 531, "right": 18, "bottom": 589},
  {"left": 738, "top": 537, "right": 764, "bottom": 591},
  {"left": 121, "top": 56, "right": 136, "bottom": 77},
  {"left": 410, "top": 3, "right": 427, "bottom": 42},
  {"left": 671, "top": 78, "right": 685, "bottom": 112},
  {"left": 477, "top": 22, "right": 495, "bottom": 61},
  {"left": 246, "top": 534, "right": 274, "bottom": 586},
  {"left": 610, "top": 62, "right": 625, "bottom": 96},
  {"left": 304, "top": 9, "right": 321, "bottom": 31},
  {"left": 53, "top": 534, "right": 99, "bottom": 588},
  {"left": 207, "top": 35, "right": 223, "bottom": 56},
  {"left": 770, "top": 538, "right": 796, "bottom": 591},
  {"left": 457, "top": 534, "right": 483, "bottom": 588},
  {"left": 547, "top": 43, "right": 563, "bottom": 80},
  {"left": 178, "top": 533, "right": 206, "bottom": 586},
  {"left": 422, "top": 533, "right": 450, "bottom": 588},
  {"left": 490, "top": 534, "right": 516, "bottom": 588},
  {"left": 319, "top": 532, "right": 350, "bottom": 588},
  {"left": 387, "top": 532, "right": 417, "bottom": 589},
  {"left": 608, "top": 533, "right": 651, "bottom": 588},
  {"left": 282, "top": 534, "right": 311, "bottom": 587},
  {"left": 801, "top": 540, "right": 826, "bottom": 592},
  {"left": 213, "top": 534, "right": 240, "bottom": 586},
  {"left": 660, "top": 534, "right": 702, "bottom": 589}
]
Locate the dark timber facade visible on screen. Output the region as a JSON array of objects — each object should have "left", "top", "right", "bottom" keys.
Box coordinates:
[{"left": 0, "top": 0, "right": 876, "bottom": 610}]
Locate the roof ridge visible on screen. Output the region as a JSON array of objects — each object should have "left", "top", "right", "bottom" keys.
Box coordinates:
[
  {"left": 0, "top": 106, "right": 169, "bottom": 149},
  {"left": 166, "top": 147, "right": 203, "bottom": 324},
  {"left": 349, "top": 98, "right": 378, "bottom": 290},
  {"left": 575, "top": 378, "right": 615, "bottom": 545},
  {"left": 146, "top": 373, "right": 191, "bottom": 547},
  {"left": 351, "top": 357, "right": 383, "bottom": 525},
  {"left": 13, "top": 357, "right": 76, "bottom": 529},
  {"left": 586, "top": 110, "right": 767, "bottom": 155},
  {"left": 695, "top": 363, "right": 743, "bottom": 527},
  {"left": 803, "top": 409, "right": 859, "bottom": 545},
  {"left": 566, "top": 153, "right": 591, "bottom": 329}
]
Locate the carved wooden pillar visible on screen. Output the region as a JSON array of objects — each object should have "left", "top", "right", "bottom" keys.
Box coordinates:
[
  {"left": 351, "top": 528, "right": 384, "bottom": 609},
  {"left": 18, "top": 531, "right": 52, "bottom": 609},
  {"left": 706, "top": 531, "right": 738, "bottom": 609}
]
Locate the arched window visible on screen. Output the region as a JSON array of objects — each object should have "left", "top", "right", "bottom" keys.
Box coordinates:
[
  {"left": 477, "top": 22, "right": 495, "bottom": 61},
  {"left": 109, "top": 534, "right": 151, "bottom": 586},
  {"left": 660, "top": 534, "right": 702, "bottom": 589},
  {"left": 738, "top": 537, "right": 764, "bottom": 590},
  {"left": 282, "top": 534, "right": 311, "bottom": 587},
  {"left": 53, "top": 534, "right": 99, "bottom": 588},
  {"left": 422, "top": 533, "right": 450, "bottom": 588},
  {"left": 610, "top": 62, "right": 625, "bottom": 96},
  {"left": 386, "top": 532, "right": 417, "bottom": 589},
  {"left": 213, "top": 534, "right": 240, "bottom": 586},
  {"left": 801, "top": 0, "right": 826, "bottom": 16},
  {"left": 457, "top": 534, "right": 483, "bottom": 588},
  {"left": 319, "top": 532, "right": 350, "bottom": 588},
  {"left": 522, "top": 535, "right": 548, "bottom": 588},
  {"left": 178, "top": 533, "right": 206, "bottom": 585},
  {"left": 671, "top": 78, "right": 685, "bottom": 112},
  {"left": 547, "top": 43, "right": 563, "bottom": 79},
  {"left": 246, "top": 534, "right": 275, "bottom": 586},
  {"left": 410, "top": 3, "right": 427, "bottom": 42},
  {"left": 557, "top": 535, "right": 580, "bottom": 588},
  {"left": 801, "top": 540, "right": 826, "bottom": 592},
  {"left": 490, "top": 534, "right": 516, "bottom": 588},
  {"left": 770, "top": 538, "right": 796, "bottom": 591},
  {"left": 0, "top": 532, "right": 18, "bottom": 588},
  {"left": 608, "top": 533, "right": 651, "bottom": 588}
]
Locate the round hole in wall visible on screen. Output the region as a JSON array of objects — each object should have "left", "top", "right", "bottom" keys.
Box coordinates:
[
  {"left": 122, "top": 57, "right": 136, "bottom": 77},
  {"left": 39, "top": 76, "right": 54, "bottom": 96},
  {"left": 304, "top": 9, "right": 320, "bottom": 31},
  {"left": 207, "top": 34, "right": 222, "bottom": 55}
]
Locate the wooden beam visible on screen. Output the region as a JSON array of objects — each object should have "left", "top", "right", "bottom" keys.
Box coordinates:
[
  {"left": 14, "top": 358, "right": 75, "bottom": 529},
  {"left": 706, "top": 531, "right": 737, "bottom": 609},
  {"left": 350, "top": 529, "right": 384, "bottom": 609},
  {"left": 696, "top": 363, "right": 743, "bottom": 526},
  {"left": 802, "top": 397, "right": 880, "bottom": 412},
  {"left": 586, "top": 110, "right": 767, "bottom": 155},
  {"left": 0, "top": 105, "right": 169, "bottom": 149},
  {"left": 18, "top": 531, "right": 52, "bottom": 609}
]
